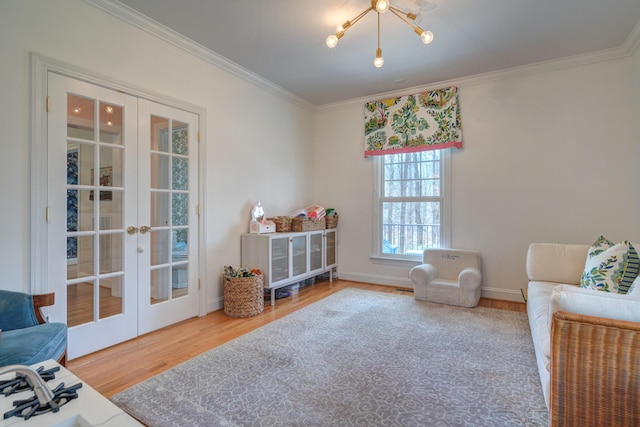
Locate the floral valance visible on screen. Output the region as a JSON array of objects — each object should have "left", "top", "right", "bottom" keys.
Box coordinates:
[{"left": 364, "top": 86, "right": 462, "bottom": 157}]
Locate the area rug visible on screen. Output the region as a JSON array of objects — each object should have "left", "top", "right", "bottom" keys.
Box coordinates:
[{"left": 111, "top": 288, "right": 548, "bottom": 426}]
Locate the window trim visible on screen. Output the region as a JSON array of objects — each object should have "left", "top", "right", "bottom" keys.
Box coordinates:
[{"left": 372, "top": 149, "right": 451, "bottom": 261}]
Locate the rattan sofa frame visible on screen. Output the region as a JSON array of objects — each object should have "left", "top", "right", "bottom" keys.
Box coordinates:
[{"left": 550, "top": 311, "right": 640, "bottom": 427}]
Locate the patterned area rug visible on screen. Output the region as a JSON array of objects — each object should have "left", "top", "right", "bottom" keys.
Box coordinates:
[{"left": 111, "top": 288, "right": 548, "bottom": 426}]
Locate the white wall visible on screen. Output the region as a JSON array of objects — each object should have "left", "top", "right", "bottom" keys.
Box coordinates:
[
  {"left": 1, "top": 1, "right": 638, "bottom": 309},
  {"left": 316, "top": 57, "right": 639, "bottom": 301},
  {"left": 0, "top": 0, "right": 315, "bottom": 311}
]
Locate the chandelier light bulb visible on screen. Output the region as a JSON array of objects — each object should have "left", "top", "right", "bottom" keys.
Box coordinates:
[
  {"left": 326, "top": 34, "right": 339, "bottom": 48},
  {"left": 421, "top": 30, "right": 434, "bottom": 44},
  {"left": 374, "top": 48, "right": 384, "bottom": 68},
  {"left": 375, "top": 0, "right": 390, "bottom": 13}
]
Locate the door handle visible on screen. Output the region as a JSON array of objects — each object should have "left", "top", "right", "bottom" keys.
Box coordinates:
[
  {"left": 139, "top": 225, "right": 152, "bottom": 234},
  {"left": 127, "top": 226, "right": 138, "bottom": 235}
]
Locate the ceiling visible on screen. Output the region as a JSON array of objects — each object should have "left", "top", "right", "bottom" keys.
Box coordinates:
[{"left": 115, "top": 0, "right": 640, "bottom": 106}]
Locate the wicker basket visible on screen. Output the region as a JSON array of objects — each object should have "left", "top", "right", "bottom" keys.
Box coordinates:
[
  {"left": 325, "top": 215, "right": 339, "bottom": 229},
  {"left": 267, "top": 216, "right": 292, "bottom": 232},
  {"left": 223, "top": 273, "right": 264, "bottom": 318},
  {"left": 291, "top": 217, "right": 326, "bottom": 232}
]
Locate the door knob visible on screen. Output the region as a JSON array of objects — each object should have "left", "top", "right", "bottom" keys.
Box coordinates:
[
  {"left": 139, "top": 225, "right": 152, "bottom": 234},
  {"left": 127, "top": 226, "right": 138, "bottom": 235}
]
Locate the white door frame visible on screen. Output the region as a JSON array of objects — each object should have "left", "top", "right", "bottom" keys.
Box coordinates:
[{"left": 30, "top": 53, "right": 208, "bottom": 322}]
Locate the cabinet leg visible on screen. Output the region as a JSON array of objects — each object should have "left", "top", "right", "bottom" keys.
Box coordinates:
[{"left": 271, "top": 288, "right": 275, "bottom": 306}]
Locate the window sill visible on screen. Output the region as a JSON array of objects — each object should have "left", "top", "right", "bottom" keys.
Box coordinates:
[{"left": 370, "top": 255, "right": 423, "bottom": 266}]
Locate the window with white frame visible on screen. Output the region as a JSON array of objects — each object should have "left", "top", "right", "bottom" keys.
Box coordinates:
[{"left": 375, "top": 150, "right": 450, "bottom": 257}]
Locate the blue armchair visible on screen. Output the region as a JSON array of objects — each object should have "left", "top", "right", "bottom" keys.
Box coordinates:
[{"left": 0, "top": 290, "right": 67, "bottom": 367}]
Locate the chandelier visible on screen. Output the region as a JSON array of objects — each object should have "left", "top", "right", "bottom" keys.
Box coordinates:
[{"left": 326, "top": 0, "right": 434, "bottom": 68}]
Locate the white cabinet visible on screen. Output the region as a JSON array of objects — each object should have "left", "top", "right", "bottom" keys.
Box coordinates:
[{"left": 241, "top": 230, "right": 337, "bottom": 305}]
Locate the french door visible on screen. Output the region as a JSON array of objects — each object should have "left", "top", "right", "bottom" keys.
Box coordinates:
[{"left": 47, "top": 74, "right": 199, "bottom": 359}]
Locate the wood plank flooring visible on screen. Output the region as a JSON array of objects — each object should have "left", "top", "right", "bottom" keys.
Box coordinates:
[{"left": 67, "top": 279, "right": 525, "bottom": 398}]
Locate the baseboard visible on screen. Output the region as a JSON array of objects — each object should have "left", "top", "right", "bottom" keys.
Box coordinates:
[
  {"left": 338, "top": 271, "right": 526, "bottom": 303},
  {"left": 206, "top": 296, "right": 224, "bottom": 315},
  {"left": 481, "top": 287, "right": 526, "bottom": 303},
  {"left": 339, "top": 272, "right": 414, "bottom": 287}
]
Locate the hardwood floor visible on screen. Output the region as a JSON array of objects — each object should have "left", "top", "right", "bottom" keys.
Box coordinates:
[{"left": 67, "top": 279, "right": 525, "bottom": 398}]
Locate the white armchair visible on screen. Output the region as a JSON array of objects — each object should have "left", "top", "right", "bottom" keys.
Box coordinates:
[{"left": 409, "top": 248, "right": 482, "bottom": 307}]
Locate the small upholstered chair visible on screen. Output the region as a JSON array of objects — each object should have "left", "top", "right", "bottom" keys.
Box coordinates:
[
  {"left": 0, "top": 290, "right": 67, "bottom": 367},
  {"left": 409, "top": 248, "right": 482, "bottom": 307}
]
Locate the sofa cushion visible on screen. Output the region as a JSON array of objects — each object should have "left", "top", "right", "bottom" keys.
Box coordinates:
[
  {"left": 551, "top": 284, "right": 640, "bottom": 323},
  {"left": 580, "top": 236, "right": 640, "bottom": 294},
  {"left": 526, "top": 243, "right": 589, "bottom": 284},
  {"left": 0, "top": 323, "right": 67, "bottom": 366}
]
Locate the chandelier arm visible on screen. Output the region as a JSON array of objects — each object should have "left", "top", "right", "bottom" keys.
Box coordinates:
[
  {"left": 334, "top": 6, "right": 373, "bottom": 37},
  {"left": 347, "top": 6, "right": 375, "bottom": 29},
  {"left": 377, "top": 12, "right": 381, "bottom": 49},
  {"left": 389, "top": 7, "right": 418, "bottom": 31},
  {"left": 374, "top": 11, "right": 384, "bottom": 67}
]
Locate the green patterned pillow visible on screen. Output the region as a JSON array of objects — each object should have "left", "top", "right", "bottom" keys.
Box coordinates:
[{"left": 580, "top": 236, "right": 640, "bottom": 294}]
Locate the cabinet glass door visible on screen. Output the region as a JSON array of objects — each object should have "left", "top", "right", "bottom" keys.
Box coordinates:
[
  {"left": 291, "top": 235, "right": 307, "bottom": 277},
  {"left": 309, "top": 232, "right": 323, "bottom": 273},
  {"left": 326, "top": 230, "right": 337, "bottom": 268},
  {"left": 271, "top": 236, "right": 289, "bottom": 283}
]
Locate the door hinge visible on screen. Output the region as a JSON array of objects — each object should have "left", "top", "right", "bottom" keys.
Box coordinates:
[
  {"left": 198, "top": 279, "right": 201, "bottom": 290},
  {"left": 45, "top": 207, "right": 50, "bottom": 222},
  {"left": 46, "top": 96, "right": 51, "bottom": 112},
  {"left": 197, "top": 131, "right": 200, "bottom": 143},
  {"left": 196, "top": 204, "right": 200, "bottom": 216}
]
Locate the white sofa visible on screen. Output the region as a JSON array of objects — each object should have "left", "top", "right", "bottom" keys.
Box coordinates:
[{"left": 526, "top": 243, "right": 640, "bottom": 426}]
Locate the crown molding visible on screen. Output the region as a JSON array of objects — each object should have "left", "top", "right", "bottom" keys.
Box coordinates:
[
  {"left": 83, "top": 0, "right": 316, "bottom": 112},
  {"left": 317, "top": 45, "right": 632, "bottom": 112},
  {"left": 623, "top": 19, "right": 640, "bottom": 55}
]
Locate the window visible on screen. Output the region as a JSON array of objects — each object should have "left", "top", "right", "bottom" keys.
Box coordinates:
[{"left": 374, "top": 150, "right": 450, "bottom": 257}]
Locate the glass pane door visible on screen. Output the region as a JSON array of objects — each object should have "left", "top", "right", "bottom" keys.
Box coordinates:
[
  {"left": 48, "top": 73, "right": 138, "bottom": 360},
  {"left": 138, "top": 100, "right": 199, "bottom": 335},
  {"left": 66, "top": 94, "right": 126, "bottom": 326},
  {"left": 148, "top": 116, "right": 191, "bottom": 304}
]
